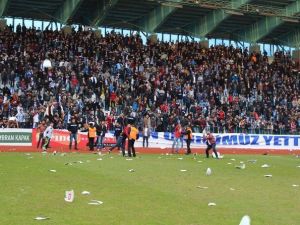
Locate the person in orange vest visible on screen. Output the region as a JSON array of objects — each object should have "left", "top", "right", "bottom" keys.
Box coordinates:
[
  {"left": 88, "top": 122, "right": 97, "bottom": 151},
  {"left": 185, "top": 126, "right": 193, "bottom": 155},
  {"left": 128, "top": 123, "right": 139, "bottom": 157}
]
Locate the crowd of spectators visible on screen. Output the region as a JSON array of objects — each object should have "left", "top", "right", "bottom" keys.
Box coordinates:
[{"left": 0, "top": 24, "right": 300, "bottom": 135}]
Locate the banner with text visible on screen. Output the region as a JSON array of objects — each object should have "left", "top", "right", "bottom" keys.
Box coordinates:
[
  {"left": 134, "top": 132, "right": 300, "bottom": 150},
  {"left": 25, "top": 129, "right": 300, "bottom": 150},
  {"left": 0, "top": 129, "right": 32, "bottom": 146}
]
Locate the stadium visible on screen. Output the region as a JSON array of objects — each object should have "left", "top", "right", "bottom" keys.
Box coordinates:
[{"left": 0, "top": 0, "right": 300, "bottom": 224}]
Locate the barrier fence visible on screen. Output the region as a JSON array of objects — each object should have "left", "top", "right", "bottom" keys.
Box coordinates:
[{"left": 0, "top": 129, "right": 300, "bottom": 150}]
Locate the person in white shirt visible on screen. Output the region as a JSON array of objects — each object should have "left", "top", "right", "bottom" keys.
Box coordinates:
[
  {"left": 142, "top": 125, "right": 150, "bottom": 148},
  {"left": 42, "top": 122, "right": 54, "bottom": 151}
]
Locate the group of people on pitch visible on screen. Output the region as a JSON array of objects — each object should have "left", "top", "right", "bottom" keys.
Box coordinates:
[
  {"left": 172, "top": 123, "right": 219, "bottom": 158},
  {"left": 85, "top": 120, "right": 139, "bottom": 157}
]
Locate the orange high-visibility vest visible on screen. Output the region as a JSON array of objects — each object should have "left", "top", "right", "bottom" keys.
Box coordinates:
[
  {"left": 129, "top": 126, "right": 138, "bottom": 140},
  {"left": 88, "top": 127, "right": 96, "bottom": 138},
  {"left": 185, "top": 128, "right": 193, "bottom": 140}
]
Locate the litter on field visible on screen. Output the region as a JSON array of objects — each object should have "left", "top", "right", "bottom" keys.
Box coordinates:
[
  {"left": 206, "top": 168, "right": 212, "bottom": 176},
  {"left": 208, "top": 202, "right": 216, "bottom": 206},
  {"left": 292, "top": 184, "right": 299, "bottom": 187},
  {"left": 247, "top": 159, "right": 257, "bottom": 163},
  {"left": 88, "top": 200, "right": 103, "bottom": 205},
  {"left": 126, "top": 158, "right": 133, "bottom": 161},
  {"left": 264, "top": 174, "right": 272, "bottom": 177},
  {"left": 34, "top": 216, "right": 49, "bottom": 220},
  {"left": 97, "top": 158, "right": 103, "bottom": 161},
  {"left": 236, "top": 164, "right": 246, "bottom": 169},
  {"left": 49, "top": 169, "right": 56, "bottom": 173},
  {"left": 230, "top": 188, "right": 235, "bottom": 191},
  {"left": 64, "top": 190, "right": 74, "bottom": 202},
  {"left": 231, "top": 159, "right": 236, "bottom": 161},
  {"left": 178, "top": 158, "right": 183, "bottom": 160},
  {"left": 198, "top": 161, "right": 202, "bottom": 163},
  {"left": 239, "top": 215, "right": 251, "bottom": 225},
  {"left": 129, "top": 169, "right": 135, "bottom": 172},
  {"left": 261, "top": 164, "right": 270, "bottom": 168},
  {"left": 227, "top": 162, "right": 232, "bottom": 165},
  {"left": 196, "top": 186, "right": 208, "bottom": 189},
  {"left": 180, "top": 169, "right": 187, "bottom": 172},
  {"left": 81, "top": 191, "right": 91, "bottom": 195}
]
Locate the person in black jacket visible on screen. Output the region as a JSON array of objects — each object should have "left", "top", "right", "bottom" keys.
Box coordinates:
[
  {"left": 96, "top": 121, "right": 107, "bottom": 151},
  {"left": 68, "top": 118, "right": 79, "bottom": 150},
  {"left": 114, "top": 122, "right": 122, "bottom": 150}
]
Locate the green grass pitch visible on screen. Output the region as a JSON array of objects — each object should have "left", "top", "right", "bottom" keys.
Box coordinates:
[{"left": 0, "top": 152, "right": 299, "bottom": 225}]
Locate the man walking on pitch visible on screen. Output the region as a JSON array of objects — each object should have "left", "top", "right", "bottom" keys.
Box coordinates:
[
  {"left": 68, "top": 118, "right": 79, "bottom": 150},
  {"left": 204, "top": 132, "right": 219, "bottom": 159},
  {"left": 42, "top": 122, "right": 54, "bottom": 151}
]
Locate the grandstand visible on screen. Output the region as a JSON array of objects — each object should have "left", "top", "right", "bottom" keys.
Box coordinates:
[{"left": 0, "top": 0, "right": 300, "bottom": 136}]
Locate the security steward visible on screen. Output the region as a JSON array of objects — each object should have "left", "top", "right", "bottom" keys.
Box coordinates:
[
  {"left": 128, "top": 123, "right": 139, "bottom": 157},
  {"left": 88, "top": 122, "right": 97, "bottom": 151}
]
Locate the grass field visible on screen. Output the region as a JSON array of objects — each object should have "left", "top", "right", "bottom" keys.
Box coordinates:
[{"left": 0, "top": 152, "right": 299, "bottom": 225}]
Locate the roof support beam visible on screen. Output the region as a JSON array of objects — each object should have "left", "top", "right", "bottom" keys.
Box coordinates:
[
  {"left": 93, "top": 0, "right": 119, "bottom": 27},
  {"left": 187, "top": 0, "right": 250, "bottom": 38},
  {"left": 281, "top": 30, "right": 300, "bottom": 48},
  {"left": 238, "top": 0, "right": 300, "bottom": 43},
  {"left": 55, "top": 0, "right": 84, "bottom": 24},
  {"left": 0, "top": 0, "right": 9, "bottom": 17},
  {"left": 139, "top": 1, "right": 181, "bottom": 33}
]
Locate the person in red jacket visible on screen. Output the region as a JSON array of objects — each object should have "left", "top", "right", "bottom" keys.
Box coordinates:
[{"left": 204, "top": 132, "right": 219, "bottom": 159}]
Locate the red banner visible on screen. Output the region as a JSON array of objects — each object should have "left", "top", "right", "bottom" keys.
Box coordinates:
[{"left": 32, "top": 129, "right": 116, "bottom": 149}]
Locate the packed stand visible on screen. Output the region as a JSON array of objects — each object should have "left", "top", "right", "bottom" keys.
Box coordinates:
[{"left": 0, "top": 24, "right": 300, "bottom": 135}]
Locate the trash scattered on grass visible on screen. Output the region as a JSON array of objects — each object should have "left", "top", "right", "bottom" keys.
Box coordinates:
[
  {"left": 34, "top": 216, "right": 49, "bottom": 220},
  {"left": 206, "top": 168, "right": 212, "bottom": 176},
  {"left": 247, "top": 159, "right": 257, "bottom": 163},
  {"left": 126, "top": 158, "right": 133, "bottom": 161},
  {"left": 65, "top": 163, "right": 72, "bottom": 166},
  {"left": 239, "top": 215, "right": 251, "bottom": 225},
  {"left": 64, "top": 190, "right": 74, "bottom": 202},
  {"left": 129, "top": 169, "right": 135, "bottom": 172},
  {"left": 97, "top": 158, "right": 103, "bottom": 161},
  {"left": 88, "top": 200, "right": 103, "bottom": 205},
  {"left": 236, "top": 164, "right": 246, "bottom": 169},
  {"left": 81, "top": 191, "right": 90, "bottom": 195},
  {"left": 261, "top": 164, "right": 270, "bottom": 168},
  {"left": 230, "top": 159, "right": 236, "bottom": 161},
  {"left": 198, "top": 161, "right": 202, "bottom": 163},
  {"left": 264, "top": 174, "right": 272, "bottom": 177},
  {"left": 196, "top": 186, "right": 208, "bottom": 189},
  {"left": 49, "top": 169, "right": 56, "bottom": 173},
  {"left": 178, "top": 158, "right": 183, "bottom": 160},
  {"left": 292, "top": 184, "right": 299, "bottom": 187},
  {"left": 180, "top": 169, "right": 187, "bottom": 172},
  {"left": 208, "top": 202, "right": 216, "bottom": 206},
  {"left": 230, "top": 188, "right": 235, "bottom": 191},
  {"left": 227, "top": 162, "right": 232, "bottom": 165}
]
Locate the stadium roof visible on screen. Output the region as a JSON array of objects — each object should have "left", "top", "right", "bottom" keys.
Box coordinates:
[{"left": 1, "top": 0, "right": 300, "bottom": 47}]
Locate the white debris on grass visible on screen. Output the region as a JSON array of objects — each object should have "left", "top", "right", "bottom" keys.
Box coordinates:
[
  {"left": 196, "top": 186, "right": 208, "bottom": 189},
  {"left": 261, "top": 164, "right": 270, "bottom": 168},
  {"left": 64, "top": 190, "right": 74, "bottom": 202},
  {"left": 129, "top": 169, "right": 135, "bottom": 172},
  {"left": 230, "top": 159, "right": 236, "bottom": 161},
  {"left": 126, "top": 158, "right": 133, "bottom": 161},
  {"left": 81, "top": 191, "right": 91, "bottom": 195},
  {"left": 88, "top": 200, "right": 103, "bottom": 205},
  {"left": 236, "top": 164, "right": 246, "bottom": 169},
  {"left": 208, "top": 202, "right": 216, "bottom": 206},
  {"left": 180, "top": 169, "right": 187, "bottom": 172},
  {"left": 206, "top": 168, "right": 212, "bottom": 176},
  {"left": 177, "top": 158, "right": 183, "bottom": 160},
  {"left": 49, "top": 169, "right": 56, "bottom": 173},
  {"left": 97, "top": 158, "right": 103, "bottom": 161},
  {"left": 264, "top": 174, "right": 272, "bottom": 177},
  {"left": 34, "top": 216, "right": 49, "bottom": 220},
  {"left": 247, "top": 159, "right": 257, "bottom": 163},
  {"left": 292, "top": 184, "right": 299, "bottom": 187},
  {"left": 230, "top": 188, "right": 235, "bottom": 191},
  {"left": 239, "top": 215, "right": 251, "bottom": 225},
  {"left": 227, "top": 162, "right": 232, "bottom": 165}
]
